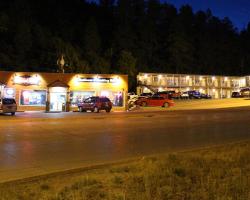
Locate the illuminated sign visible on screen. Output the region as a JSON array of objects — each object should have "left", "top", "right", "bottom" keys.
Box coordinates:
[
  {"left": 13, "top": 74, "right": 40, "bottom": 86},
  {"left": 78, "top": 77, "right": 120, "bottom": 84},
  {"left": 3, "top": 88, "right": 15, "bottom": 98}
]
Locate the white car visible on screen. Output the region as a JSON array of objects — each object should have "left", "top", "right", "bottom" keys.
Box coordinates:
[
  {"left": 128, "top": 92, "right": 138, "bottom": 100},
  {"left": 0, "top": 98, "right": 17, "bottom": 115},
  {"left": 181, "top": 92, "right": 189, "bottom": 99}
]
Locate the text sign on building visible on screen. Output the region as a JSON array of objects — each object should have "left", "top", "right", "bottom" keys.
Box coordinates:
[
  {"left": 13, "top": 74, "right": 40, "bottom": 86},
  {"left": 78, "top": 77, "right": 119, "bottom": 84}
]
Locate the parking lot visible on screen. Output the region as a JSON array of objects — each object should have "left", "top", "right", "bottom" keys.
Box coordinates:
[
  {"left": 0, "top": 98, "right": 250, "bottom": 120},
  {"left": 130, "top": 98, "right": 250, "bottom": 112}
]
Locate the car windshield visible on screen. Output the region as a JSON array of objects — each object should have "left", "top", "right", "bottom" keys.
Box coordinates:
[
  {"left": 2, "top": 98, "right": 16, "bottom": 105},
  {"left": 84, "top": 97, "right": 97, "bottom": 103}
]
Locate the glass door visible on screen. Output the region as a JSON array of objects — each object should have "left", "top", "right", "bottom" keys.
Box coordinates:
[{"left": 49, "top": 87, "right": 67, "bottom": 112}]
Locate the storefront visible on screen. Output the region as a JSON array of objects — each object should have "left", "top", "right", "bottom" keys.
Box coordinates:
[{"left": 0, "top": 71, "right": 128, "bottom": 112}]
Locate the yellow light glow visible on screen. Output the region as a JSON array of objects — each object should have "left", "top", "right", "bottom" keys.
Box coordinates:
[
  {"left": 199, "top": 76, "right": 202, "bottom": 80},
  {"left": 212, "top": 76, "right": 215, "bottom": 81},
  {"left": 73, "top": 75, "right": 80, "bottom": 86},
  {"left": 158, "top": 87, "right": 163, "bottom": 91},
  {"left": 112, "top": 76, "right": 122, "bottom": 85},
  {"left": 224, "top": 77, "right": 228, "bottom": 81},
  {"left": 158, "top": 75, "right": 162, "bottom": 79},
  {"left": 186, "top": 76, "right": 190, "bottom": 80},
  {"left": 212, "top": 89, "right": 216, "bottom": 92},
  {"left": 144, "top": 74, "right": 148, "bottom": 79}
]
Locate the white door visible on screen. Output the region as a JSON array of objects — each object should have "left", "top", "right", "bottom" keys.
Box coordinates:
[
  {"left": 50, "top": 93, "right": 66, "bottom": 111},
  {"left": 49, "top": 87, "right": 67, "bottom": 112}
]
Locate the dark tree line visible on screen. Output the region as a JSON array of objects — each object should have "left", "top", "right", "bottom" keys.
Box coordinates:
[{"left": 0, "top": 0, "right": 250, "bottom": 89}]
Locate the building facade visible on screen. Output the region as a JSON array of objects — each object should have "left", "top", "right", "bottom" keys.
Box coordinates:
[
  {"left": 0, "top": 71, "right": 128, "bottom": 112},
  {"left": 137, "top": 73, "right": 250, "bottom": 98}
]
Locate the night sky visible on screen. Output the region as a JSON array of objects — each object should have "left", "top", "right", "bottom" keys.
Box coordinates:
[
  {"left": 164, "top": 0, "right": 250, "bottom": 30},
  {"left": 89, "top": 0, "right": 250, "bottom": 30}
]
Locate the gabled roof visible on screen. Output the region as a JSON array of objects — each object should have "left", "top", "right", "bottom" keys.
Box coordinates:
[{"left": 47, "top": 80, "right": 69, "bottom": 88}]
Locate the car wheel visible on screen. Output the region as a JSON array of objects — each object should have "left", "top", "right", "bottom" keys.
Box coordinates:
[
  {"left": 94, "top": 107, "right": 99, "bottom": 113},
  {"left": 141, "top": 102, "right": 147, "bottom": 107},
  {"left": 163, "top": 102, "right": 169, "bottom": 108},
  {"left": 11, "top": 112, "right": 15, "bottom": 116},
  {"left": 106, "top": 108, "right": 111, "bottom": 113}
]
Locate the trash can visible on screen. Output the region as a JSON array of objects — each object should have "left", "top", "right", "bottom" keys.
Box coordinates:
[
  {"left": 66, "top": 102, "right": 70, "bottom": 112},
  {"left": 62, "top": 103, "right": 66, "bottom": 111},
  {"left": 46, "top": 101, "right": 50, "bottom": 112}
]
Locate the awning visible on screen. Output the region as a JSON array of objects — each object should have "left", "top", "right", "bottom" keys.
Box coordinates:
[
  {"left": 0, "top": 81, "right": 6, "bottom": 86},
  {"left": 47, "top": 80, "right": 69, "bottom": 88}
]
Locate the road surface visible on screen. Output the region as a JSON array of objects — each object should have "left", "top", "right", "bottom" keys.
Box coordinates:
[{"left": 1, "top": 107, "right": 250, "bottom": 182}]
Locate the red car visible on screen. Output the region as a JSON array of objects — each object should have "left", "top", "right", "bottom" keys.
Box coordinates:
[
  {"left": 135, "top": 96, "right": 174, "bottom": 107},
  {"left": 78, "top": 96, "right": 112, "bottom": 113}
]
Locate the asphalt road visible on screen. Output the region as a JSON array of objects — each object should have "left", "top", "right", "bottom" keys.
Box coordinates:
[{"left": 1, "top": 108, "right": 250, "bottom": 182}]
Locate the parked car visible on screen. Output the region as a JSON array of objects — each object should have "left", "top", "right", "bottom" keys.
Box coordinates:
[
  {"left": 240, "top": 87, "right": 250, "bottom": 97},
  {"left": 180, "top": 92, "right": 189, "bottom": 99},
  {"left": 0, "top": 98, "right": 17, "bottom": 115},
  {"left": 200, "top": 93, "right": 212, "bottom": 99},
  {"left": 155, "top": 91, "right": 181, "bottom": 99},
  {"left": 231, "top": 92, "right": 242, "bottom": 98},
  {"left": 140, "top": 92, "right": 153, "bottom": 97},
  {"left": 78, "top": 96, "right": 112, "bottom": 113},
  {"left": 154, "top": 91, "right": 171, "bottom": 99},
  {"left": 187, "top": 90, "right": 202, "bottom": 99},
  {"left": 128, "top": 92, "right": 138, "bottom": 100},
  {"left": 135, "top": 96, "right": 174, "bottom": 107}
]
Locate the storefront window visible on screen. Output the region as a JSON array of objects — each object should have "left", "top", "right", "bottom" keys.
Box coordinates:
[
  {"left": 100, "top": 91, "right": 123, "bottom": 107},
  {"left": 3, "top": 88, "right": 16, "bottom": 98},
  {"left": 70, "top": 91, "right": 95, "bottom": 106},
  {"left": 20, "top": 90, "right": 46, "bottom": 106}
]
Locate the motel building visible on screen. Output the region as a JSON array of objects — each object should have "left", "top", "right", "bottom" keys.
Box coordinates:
[
  {"left": 0, "top": 71, "right": 128, "bottom": 112},
  {"left": 137, "top": 72, "right": 250, "bottom": 98}
]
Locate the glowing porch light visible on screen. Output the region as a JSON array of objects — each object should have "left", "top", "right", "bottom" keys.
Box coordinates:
[
  {"left": 186, "top": 87, "right": 190, "bottom": 91},
  {"left": 186, "top": 76, "right": 190, "bottom": 80},
  {"left": 94, "top": 75, "right": 99, "bottom": 82},
  {"left": 158, "top": 74, "right": 162, "bottom": 79},
  {"left": 144, "top": 74, "right": 148, "bottom": 79},
  {"left": 111, "top": 76, "right": 121, "bottom": 85},
  {"left": 212, "top": 88, "right": 216, "bottom": 92},
  {"left": 212, "top": 76, "right": 215, "bottom": 81},
  {"left": 224, "top": 77, "right": 228, "bottom": 81},
  {"left": 199, "top": 76, "right": 202, "bottom": 81},
  {"left": 73, "top": 75, "right": 80, "bottom": 86}
]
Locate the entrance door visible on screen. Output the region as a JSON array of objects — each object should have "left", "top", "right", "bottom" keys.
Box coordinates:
[{"left": 49, "top": 87, "right": 67, "bottom": 112}]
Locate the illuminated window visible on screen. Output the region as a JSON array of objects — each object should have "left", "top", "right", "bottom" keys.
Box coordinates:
[
  {"left": 70, "top": 91, "right": 95, "bottom": 106},
  {"left": 100, "top": 90, "right": 124, "bottom": 107},
  {"left": 20, "top": 90, "right": 46, "bottom": 106}
]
